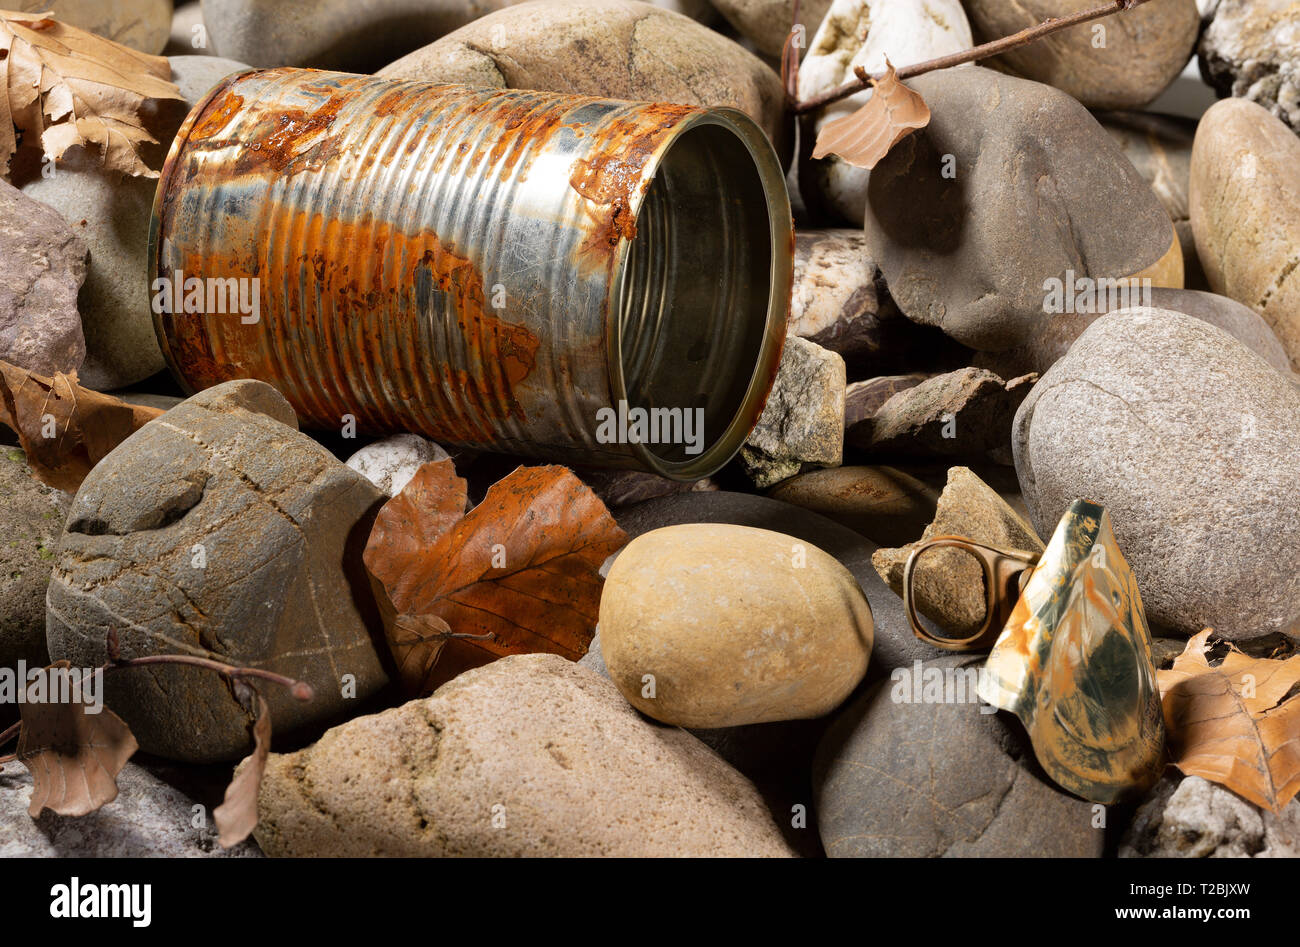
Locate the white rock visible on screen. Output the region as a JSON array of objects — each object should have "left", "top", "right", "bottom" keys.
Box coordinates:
[
  {"left": 345, "top": 433, "right": 450, "bottom": 497},
  {"left": 1121, "top": 775, "right": 1300, "bottom": 858},
  {"left": 796, "top": 0, "right": 972, "bottom": 224}
]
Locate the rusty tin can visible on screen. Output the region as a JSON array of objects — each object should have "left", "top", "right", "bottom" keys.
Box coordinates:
[{"left": 149, "top": 68, "right": 792, "bottom": 480}]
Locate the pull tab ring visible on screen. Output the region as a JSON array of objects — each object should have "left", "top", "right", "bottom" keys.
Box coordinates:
[{"left": 902, "top": 537, "right": 1040, "bottom": 652}]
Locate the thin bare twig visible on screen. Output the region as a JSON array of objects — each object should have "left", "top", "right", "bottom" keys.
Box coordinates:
[
  {"left": 794, "top": 0, "right": 1151, "bottom": 115},
  {"left": 103, "top": 654, "right": 315, "bottom": 700}
]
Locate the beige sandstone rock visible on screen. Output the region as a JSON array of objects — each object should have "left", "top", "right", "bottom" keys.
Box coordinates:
[
  {"left": 1190, "top": 97, "right": 1300, "bottom": 371},
  {"left": 600, "top": 524, "right": 874, "bottom": 728},
  {"left": 253, "top": 654, "right": 796, "bottom": 857},
  {"left": 964, "top": 0, "right": 1199, "bottom": 110}
]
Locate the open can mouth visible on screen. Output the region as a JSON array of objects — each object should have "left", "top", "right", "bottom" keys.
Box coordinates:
[
  {"left": 608, "top": 109, "right": 791, "bottom": 481},
  {"left": 150, "top": 69, "right": 792, "bottom": 481}
]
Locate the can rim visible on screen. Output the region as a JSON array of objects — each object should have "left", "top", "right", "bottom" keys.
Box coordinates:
[
  {"left": 147, "top": 66, "right": 261, "bottom": 396},
  {"left": 606, "top": 106, "right": 793, "bottom": 483}
]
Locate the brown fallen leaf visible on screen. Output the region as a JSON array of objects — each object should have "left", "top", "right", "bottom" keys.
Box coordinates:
[
  {"left": 1158, "top": 629, "right": 1300, "bottom": 813},
  {"left": 16, "top": 662, "right": 138, "bottom": 817},
  {"left": 364, "top": 460, "right": 627, "bottom": 694},
  {"left": 213, "top": 692, "right": 270, "bottom": 849},
  {"left": 812, "top": 59, "right": 931, "bottom": 171},
  {"left": 0, "top": 9, "right": 183, "bottom": 178},
  {"left": 0, "top": 360, "right": 163, "bottom": 491}
]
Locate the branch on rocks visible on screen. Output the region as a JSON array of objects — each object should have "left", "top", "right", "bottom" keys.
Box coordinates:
[{"left": 793, "top": 0, "right": 1154, "bottom": 115}]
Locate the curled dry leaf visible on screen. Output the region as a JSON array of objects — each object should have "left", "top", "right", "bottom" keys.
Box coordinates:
[
  {"left": 812, "top": 60, "right": 931, "bottom": 171},
  {"left": 363, "top": 460, "right": 628, "bottom": 694},
  {"left": 1158, "top": 630, "right": 1300, "bottom": 813},
  {"left": 0, "top": 8, "right": 183, "bottom": 178},
  {"left": 213, "top": 693, "right": 270, "bottom": 849},
  {"left": 16, "top": 662, "right": 138, "bottom": 817},
  {"left": 0, "top": 360, "right": 162, "bottom": 491}
]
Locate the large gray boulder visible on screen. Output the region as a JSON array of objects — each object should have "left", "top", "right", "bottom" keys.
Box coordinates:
[
  {"left": 1013, "top": 308, "right": 1300, "bottom": 640},
  {"left": 46, "top": 380, "right": 391, "bottom": 762}
]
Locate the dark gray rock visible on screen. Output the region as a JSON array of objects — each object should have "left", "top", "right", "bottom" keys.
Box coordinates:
[
  {"left": 864, "top": 67, "right": 1181, "bottom": 352},
  {"left": 46, "top": 380, "right": 391, "bottom": 762},
  {"left": 814, "top": 654, "right": 1105, "bottom": 857},
  {"left": 850, "top": 367, "right": 1035, "bottom": 463}
]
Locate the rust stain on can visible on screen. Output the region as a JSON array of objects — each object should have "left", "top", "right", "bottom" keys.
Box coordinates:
[{"left": 149, "top": 68, "right": 793, "bottom": 479}]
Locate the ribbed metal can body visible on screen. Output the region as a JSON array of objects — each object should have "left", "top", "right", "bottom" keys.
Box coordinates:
[{"left": 150, "top": 68, "right": 792, "bottom": 479}]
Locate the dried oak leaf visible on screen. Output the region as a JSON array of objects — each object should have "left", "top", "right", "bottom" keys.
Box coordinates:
[
  {"left": 0, "top": 8, "right": 183, "bottom": 178},
  {"left": 812, "top": 59, "right": 931, "bottom": 171},
  {"left": 363, "top": 459, "right": 627, "bottom": 694},
  {"left": 16, "top": 662, "right": 138, "bottom": 817},
  {"left": 1158, "top": 629, "right": 1300, "bottom": 813},
  {"left": 0, "top": 360, "right": 163, "bottom": 491},
  {"left": 213, "top": 693, "right": 270, "bottom": 849}
]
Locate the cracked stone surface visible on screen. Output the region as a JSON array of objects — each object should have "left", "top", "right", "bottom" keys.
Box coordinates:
[
  {"left": 0, "top": 760, "right": 261, "bottom": 857},
  {"left": 1121, "top": 774, "right": 1300, "bottom": 858},
  {"left": 0, "top": 179, "right": 87, "bottom": 378},
  {"left": 1201, "top": 0, "right": 1300, "bottom": 135},
  {"left": 252, "top": 653, "right": 796, "bottom": 857},
  {"left": 814, "top": 654, "right": 1103, "bottom": 857},
  {"left": 377, "top": 0, "right": 788, "bottom": 156},
  {"left": 1013, "top": 308, "right": 1300, "bottom": 640},
  {"left": 46, "top": 380, "right": 391, "bottom": 763},
  {"left": 740, "top": 337, "right": 845, "bottom": 489},
  {"left": 1190, "top": 97, "right": 1300, "bottom": 371}
]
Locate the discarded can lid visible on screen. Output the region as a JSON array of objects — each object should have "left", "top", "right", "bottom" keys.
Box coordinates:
[
  {"left": 149, "top": 68, "right": 793, "bottom": 480},
  {"left": 905, "top": 500, "right": 1167, "bottom": 804}
]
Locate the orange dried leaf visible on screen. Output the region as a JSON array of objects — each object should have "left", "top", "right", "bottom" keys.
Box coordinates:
[
  {"left": 0, "top": 8, "right": 183, "bottom": 178},
  {"left": 0, "top": 360, "right": 162, "bottom": 491},
  {"left": 16, "top": 662, "right": 138, "bottom": 817},
  {"left": 1158, "top": 629, "right": 1300, "bottom": 813},
  {"left": 363, "top": 460, "right": 627, "bottom": 694},
  {"left": 213, "top": 694, "right": 270, "bottom": 849},
  {"left": 812, "top": 60, "right": 931, "bottom": 171}
]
